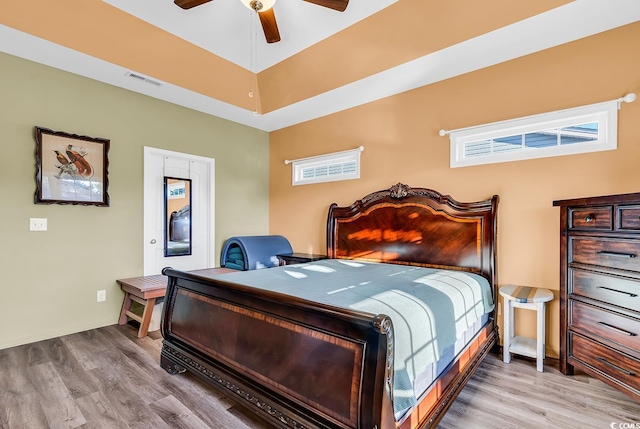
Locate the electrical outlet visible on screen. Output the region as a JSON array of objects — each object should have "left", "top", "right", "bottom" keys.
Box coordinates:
[
  {"left": 30, "top": 218, "right": 47, "bottom": 231},
  {"left": 97, "top": 290, "right": 106, "bottom": 302}
]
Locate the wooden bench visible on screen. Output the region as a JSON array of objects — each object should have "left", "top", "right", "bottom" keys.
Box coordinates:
[
  {"left": 118, "top": 267, "right": 234, "bottom": 337},
  {"left": 117, "top": 274, "right": 167, "bottom": 338}
]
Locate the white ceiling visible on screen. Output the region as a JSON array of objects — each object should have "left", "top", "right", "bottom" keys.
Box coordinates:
[
  {"left": 103, "top": 0, "right": 398, "bottom": 72},
  {"left": 2, "top": 0, "right": 640, "bottom": 132}
]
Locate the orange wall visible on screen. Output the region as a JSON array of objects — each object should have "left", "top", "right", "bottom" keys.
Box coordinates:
[
  {"left": 259, "top": 0, "right": 568, "bottom": 112},
  {"left": 269, "top": 22, "right": 640, "bottom": 358}
]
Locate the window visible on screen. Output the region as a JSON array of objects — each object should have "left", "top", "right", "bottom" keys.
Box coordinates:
[
  {"left": 290, "top": 147, "right": 362, "bottom": 186},
  {"left": 448, "top": 100, "right": 619, "bottom": 168}
]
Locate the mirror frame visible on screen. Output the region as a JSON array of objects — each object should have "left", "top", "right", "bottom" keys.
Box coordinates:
[{"left": 164, "top": 176, "right": 192, "bottom": 257}]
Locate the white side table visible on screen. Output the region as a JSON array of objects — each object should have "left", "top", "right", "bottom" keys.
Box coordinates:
[{"left": 499, "top": 285, "right": 554, "bottom": 372}]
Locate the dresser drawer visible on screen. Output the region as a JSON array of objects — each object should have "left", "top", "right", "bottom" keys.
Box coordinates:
[
  {"left": 571, "top": 237, "right": 640, "bottom": 272},
  {"left": 619, "top": 205, "right": 640, "bottom": 231},
  {"left": 569, "top": 206, "right": 612, "bottom": 230},
  {"left": 569, "top": 332, "right": 640, "bottom": 393},
  {"left": 569, "top": 300, "right": 640, "bottom": 351},
  {"left": 571, "top": 269, "right": 640, "bottom": 312}
]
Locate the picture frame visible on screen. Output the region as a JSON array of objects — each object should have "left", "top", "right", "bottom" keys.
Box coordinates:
[{"left": 34, "top": 126, "right": 110, "bottom": 206}]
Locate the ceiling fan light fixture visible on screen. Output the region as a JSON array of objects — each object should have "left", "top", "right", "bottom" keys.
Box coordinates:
[{"left": 240, "top": 0, "right": 276, "bottom": 12}]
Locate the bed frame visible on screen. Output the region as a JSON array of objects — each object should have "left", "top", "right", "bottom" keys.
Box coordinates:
[{"left": 160, "top": 183, "right": 499, "bottom": 429}]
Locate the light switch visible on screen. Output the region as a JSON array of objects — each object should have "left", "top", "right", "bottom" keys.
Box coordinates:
[{"left": 30, "top": 218, "right": 47, "bottom": 231}]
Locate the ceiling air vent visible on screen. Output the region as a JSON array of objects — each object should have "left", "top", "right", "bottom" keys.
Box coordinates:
[{"left": 125, "top": 71, "right": 162, "bottom": 87}]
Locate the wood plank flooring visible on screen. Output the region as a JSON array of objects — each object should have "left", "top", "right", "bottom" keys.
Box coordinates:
[{"left": 1, "top": 324, "right": 639, "bottom": 429}]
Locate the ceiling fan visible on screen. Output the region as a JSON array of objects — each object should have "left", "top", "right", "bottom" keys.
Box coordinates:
[{"left": 174, "top": 0, "right": 349, "bottom": 44}]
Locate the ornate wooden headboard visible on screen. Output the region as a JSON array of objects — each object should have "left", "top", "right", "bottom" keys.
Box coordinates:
[{"left": 327, "top": 183, "right": 499, "bottom": 290}]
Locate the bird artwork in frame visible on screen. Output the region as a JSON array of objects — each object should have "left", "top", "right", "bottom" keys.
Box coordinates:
[{"left": 34, "top": 126, "right": 110, "bottom": 206}]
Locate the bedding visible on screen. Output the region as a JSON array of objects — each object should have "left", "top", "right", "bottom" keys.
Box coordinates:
[
  {"left": 214, "top": 259, "right": 494, "bottom": 418},
  {"left": 406, "top": 313, "right": 487, "bottom": 420}
]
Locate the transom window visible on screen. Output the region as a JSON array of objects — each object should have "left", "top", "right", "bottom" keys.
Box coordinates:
[
  {"left": 289, "top": 147, "right": 362, "bottom": 186},
  {"left": 448, "top": 100, "right": 619, "bottom": 168}
]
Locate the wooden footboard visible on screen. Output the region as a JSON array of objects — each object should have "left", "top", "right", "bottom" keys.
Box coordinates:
[
  {"left": 161, "top": 268, "right": 396, "bottom": 429},
  {"left": 161, "top": 267, "right": 497, "bottom": 429}
]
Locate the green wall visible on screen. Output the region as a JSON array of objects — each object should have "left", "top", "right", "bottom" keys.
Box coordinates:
[{"left": 0, "top": 52, "right": 270, "bottom": 349}]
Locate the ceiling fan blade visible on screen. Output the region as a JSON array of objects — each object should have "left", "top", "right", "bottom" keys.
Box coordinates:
[
  {"left": 174, "top": 0, "right": 213, "bottom": 10},
  {"left": 303, "top": 0, "right": 348, "bottom": 12},
  {"left": 258, "top": 8, "right": 281, "bottom": 44}
]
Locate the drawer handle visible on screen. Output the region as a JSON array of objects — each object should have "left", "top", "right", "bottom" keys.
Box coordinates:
[
  {"left": 597, "top": 286, "right": 638, "bottom": 298},
  {"left": 596, "top": 251, "right": 636, "bottom": 258},
  {"left": 596, "top": 357, "right": 636, "bottom": 376},
  {"left": 597, "top": 321, "right": 637, "bottom": 336},
  {"left": 585, "top": 215, "right": 594, "bottom": 223}
]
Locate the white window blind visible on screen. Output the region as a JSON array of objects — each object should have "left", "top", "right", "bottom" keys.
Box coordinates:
[{"left": 287, "top": 147, "right": 363, "bottom": 186}]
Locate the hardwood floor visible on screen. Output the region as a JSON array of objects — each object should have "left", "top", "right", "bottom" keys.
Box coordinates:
[
  {"left": 1, "top": 324, "right": 639, "bottom": 429},
  {"left": 438, "top": 353, "right": 640, "bottom": 429}
]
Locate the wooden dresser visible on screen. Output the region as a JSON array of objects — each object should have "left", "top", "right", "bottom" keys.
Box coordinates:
[{"left": 554, "top": 192, "right": 640, "bottom": 401}]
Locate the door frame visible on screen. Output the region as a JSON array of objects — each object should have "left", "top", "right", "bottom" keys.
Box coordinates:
[{"left": 143, "top": 146, "right": 215, "bottom": 275}]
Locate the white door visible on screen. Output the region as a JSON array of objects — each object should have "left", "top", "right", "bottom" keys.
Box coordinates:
[{"left": 143, "top": 147, "right": 215, "bottom": 275}]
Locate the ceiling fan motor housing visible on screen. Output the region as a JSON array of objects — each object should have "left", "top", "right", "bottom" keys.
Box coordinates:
[{"left": 250, "top": 0, "right": 264, "bottom": 11}]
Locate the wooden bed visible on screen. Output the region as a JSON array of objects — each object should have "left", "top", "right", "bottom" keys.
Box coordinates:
[{"left": 160, "top": 183, "right": 499, "bottom": 429}]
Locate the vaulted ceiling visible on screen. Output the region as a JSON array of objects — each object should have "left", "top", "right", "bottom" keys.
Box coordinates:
[{"left": 2, "top": 0, "right": 640, "bottom": 131}]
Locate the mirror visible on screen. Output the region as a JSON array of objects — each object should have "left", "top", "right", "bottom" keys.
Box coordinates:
[{"left": 164, "top": 176, "right": 192, "bottom": 257}]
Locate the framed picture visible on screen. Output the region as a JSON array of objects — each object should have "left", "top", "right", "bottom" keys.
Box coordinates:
[{"left": 34, "top": 127, "right": 110, "bottom": 206}]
